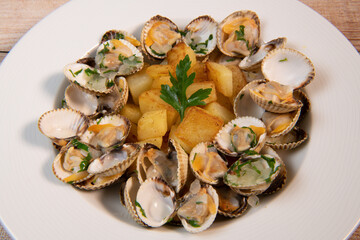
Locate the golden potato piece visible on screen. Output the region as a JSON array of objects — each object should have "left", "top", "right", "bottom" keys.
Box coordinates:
[
  {"left": 204, "top": 102, "right": 235, "bottom": 124},
  {"left": 137, "top": 110, "right": 167, "bottom": 141},
  {"left": 186, "top": 81, "right": 217, "bottom": 104},
  {"left": 151, "top": 76, "right": 172, "bottom": 89},
  {"left": 138, "top": 89, "right": 179, "bottom": 129},
  {"left": 227, "top": 65, "right": 247, "bottom": 103},
  {"left": 146, "top": 64, "right": 175, "bottom": 80},
  {"left": 174, "top": 107, "right": 223, "bottom": 153},
  {"left": 191, "top": 61, "right": 208, "bottom": 83},
  {"left": 119, "top": 103, "right": 142, "bottom": 124},
  {"left": 216, "top": 91, "right": 233, "bottom": 111},
  {"left": 206, "top": 62, "right": 233, "bottom": 97},
  {"left": 137, "top": 137, "right": 163, "bottom": 149},
  {"left": 127, "top": 67, "right": 153, "bottom": 105},
  {"left": 167, "top": 42, "right": 197, "bottom": 70}
]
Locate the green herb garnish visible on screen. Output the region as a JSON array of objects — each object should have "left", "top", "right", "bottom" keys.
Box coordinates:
[
  {"left": 279, "top": 58, "right": 288, "bottom": 62},
  {"left": 96, "top": 117, "right": 103, "bottom": 125},
  {"left": 207, "top": 144, "right": 214, "bottom": 148},
  {"left": 239, "top": 93, "right": 245, "bottom": 100},
  {"left": 84, "top": 68, "right": 99, "bottom": 76},
  {"left": 196, "top": 201, "right": 203, "bottom": 205},
  {"left": 135, "top": 201, "right": 147, "bottom": 218},
  {"left": 69, "top": 69, "right": 76, "bottom": 78},
  {"left": 268, "top": 100, "right": 273, "bottom": 104},
  {"left": 150, "top": 47, "right": 165, "bottom": 57},
  {"left": 115, "top": 32, "right": 125, "bottom": 40},
  {"left": 241, "top": 126, "right": 257, "bottom": 148},
  {"left": 106, "top": 80, "right": 115, "bottom": 88},
  {"left": 71, "top": 139, "right": 89, "bottom": 152},
  {"left": 98, "top": 42, "right": 110, "bottom": 55},
  {"left": 187, "top": 219, "right": 201, "bottom": 228},
  {"left": 61, "top": 99, "right": 66, "bottom": 108},
  {"left": 176, "top": 29, "right": 188, "bottom": 37},
  {"left": 160, "top": 55, "right": 212, "bottom": 121},
  {"left": 226, "top": 58, "right": 236, "bottom": 62},
  {"left": 235, "top": 25, "right": 251, "bottom": 51}
]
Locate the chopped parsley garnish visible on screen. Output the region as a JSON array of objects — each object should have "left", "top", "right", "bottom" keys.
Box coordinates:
[
  {"left": 207, "top": 144, "right": 214, "bottom": 148},
  {"left": 192, "top": 153, "right": 197, "bottom": 163},
  {"left": 150, "top": 47, "right": 165, "bottom": 56},
  {"left": 241, "top": 126, "right": 257, "bottom": 148},
  {"left": 115, "top": 32, "right": 125, "bottom": 40},
  {"left": 279, "top": 58, "right": 288, "bottom": 62},
  {"left": 96, "top": 117, "right": 103, "bottom": 125},
  {"left": 74, "top": 80, "right": 80, "bottom": 86},
  {"left": 160, "top": 55, "right": 212, "bottom": 121},
  {"left": 239, "top": 93, "right": 245, "bottom": 100},
  {"left": 118, "top": 54, "right": 142, "bottom": 66},
  {"left": 69, "top": 69, "right": 76, "bottom": 78},
  {"left": 98, "top": 42, "right": 110, "bottom": 55},
  {"left": 74, "top": 69, "right": 83, "bottom": 76},
  {"left": 268, "top": 100, "right": 273, "bottom": 104},
  {"left": 135, "top": 201, "right": 147, "bottom": 218},
  {"left": 187, "top": 219, "right": 201, "bottom": 228},
  {"left": 106, "top": 80, "right": 115, "bottom": 88},
  {"left": 235, "top": 25, "right": 251, "bottom": 51},
  {"left": 176, "top": 29, "right": 188, "bottom": 37},
  {"left": 61, "top": 99, "right": 66, "bottom": 108},
  {"left": 226, "top": 58, "right": 236, "bottom": 62},
  {"left": 196, "top": 201, "right": 203, "bottom": 204},
  {"left": 71, "top": 139, "right": 89, "bottom": 152},
  {"left": 67, "top": 181, "right": 74, "bottom": 184},
  {"left": 250, "top": 162, "right": 261, "bottom": 174},
  {"left": 84, "top": 68, "right": 99, "bottom": 76},
  {"left": 189, "top": 34, "right": 213, "bottom": 55}
]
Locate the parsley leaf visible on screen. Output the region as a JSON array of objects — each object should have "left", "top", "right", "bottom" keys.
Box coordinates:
[{"left": 160, "top": 55, "right": 212, "bottom": 121}]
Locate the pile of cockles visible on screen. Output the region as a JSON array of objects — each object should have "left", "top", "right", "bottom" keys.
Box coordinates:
[{"left": 38, "top": 10, "right": 314, "bottom": 233}]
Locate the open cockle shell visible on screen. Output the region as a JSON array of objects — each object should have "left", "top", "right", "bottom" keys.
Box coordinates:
[
  {"left": 64, "top": 63, "right": 115, "bottom": 95},
  {"left": 261, "top": 48, "right": 315, "bottom": 89},
  {"left": 80, "top": 114, "right": 131, "bottom": 150},
  {"left": 141, "top": 15, "right": 181, "bottom": 59},
  {"left": 168, "top": 139, "right": 189, "bottom": 193},
  {"left": 259, "top": 146, "right": 287, "bottom": 195},
  {"left": 73, "top": 170, "right": 125, "bottom": 190},
  {"left": 239, "top": 37, "right": 287, "bottom": 71},
  {"left": 223, "top": 151, "right": 283, "bottom": 196},
  {"left": 217, "top": 10, "right": 260, "bottom": 57},
  {"left": 214, "top": 116, "right": 267, "bottom": 157},
  {"left": 87, "top": 143, "right": 140, "bottom": 176},
  {"left": 177, "top": 181, "right": 219, "bottom": 233},
  {"left": 189, "top": 142, "right": 227, "bottom": 185},
  {"left": 38, "top": 108, "right": 89, "bottom": 147},
  {"left": 137, "top": 140, "right": 188, "bottom": 193},
  {"left": 262, "top": 107, "right": 301, "bottom": 138},
  {"left": 95, "top": 39, "right": 144, "bottom": 77},
  {"left": 100, "top": 30, "right": 141, "bottom": 47},
  {"left": 123, "top": 176, "right": 148, "bottom": 227},
  {"left": 249, "top": 81, "right": 303, "bottom": 113},
  {"left": 265, "top": 127, "right": 308, "bottom": 150},
  {"left": 65, "top": 84, "right": 99, "bottom": 117},
  {"left": 135, "top": 177, "right": 176, "bottom": 227},
  {"left": 52, "top": 140, "right": 101, "bottom": 184},
  {"left": 233, "top": 79, "right": 266, "bottom": 118},
  {"left": 215, "top": 186, "right": 248, "bottom": 218},
  {"left": 183, "top": 15, "right": 218, "bottom": 57}
]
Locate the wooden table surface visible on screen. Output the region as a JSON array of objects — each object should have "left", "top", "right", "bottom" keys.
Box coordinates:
[{"left": 0, "top": 0, "right": 359, "bottom": 239}]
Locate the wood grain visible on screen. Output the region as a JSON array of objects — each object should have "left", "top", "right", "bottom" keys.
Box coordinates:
[{"left": 0, "top": 0, "right": 359, "bottom": 239}]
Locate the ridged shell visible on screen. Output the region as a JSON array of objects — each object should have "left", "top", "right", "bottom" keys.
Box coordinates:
[
  {"left": 183, "top": 15, "right": 218, "bottom": 57},
  {"left": 189, "top": 142, "right": 227, "bottom": 185},
  {"left": 135, "top": 177, "right": 176, "bottom": 227},
  {"left": 52, "top": 141, "right": 101, "bottom": 184},
  {"left": 239, "top": 37, "right": 287, "bottom": 71},
  {"left": 141, "top": 15, "right": 180, "bottom": 59},
  {"left": 261, "top": 107, "right": 301, "bottom": 137},
  {"left": 87, "top": 143, "right": 140, "bottom": 176},
  {"left": 168, "top": 139, "right": 189, "bottom": 193},
  {"left": 233, "top": 79, "right": 266, "bottom": 118},
  {"left": 123, "top": 176, "right": 148, "bottom": 227},
  {"left": 64, "top": 63, "right": 115, "bottom": 95},
  {"left": 80, "top": 114, "right": 131, "bottom": 150},
  {"left": 177, "top": 183, "right": 219, "bottom": 233},
  {"left": 249, "top": 81, "right": 303, "bottom": 113},
  {"left": 38, "top": 108, "right": 89, "bottom": 146},
  {"left": 214, "top": 116, "right": 267, "bottom": 157},
  {"left": 217, "top": 10, "right": 260, "bottom": 57},
  {"left": 100, "top": 30, "right": 141, "bottom": 47},
  {"left": 265, "top": 127, "right": 308, "bottom": 150},
  {"left": 260, "top": 146, "right": 287, "bottom": 194},
  {"left": 261, "top": 48, "right": 315, "bottom": 89},
  {"left": 215, "top": 186, "right": 248, "bottom": 218},
  {"left": 64, "top": 84, "right": 99, "bottom": 117},
  {"left": 73, "top": 171, "right": 125, "bottom": 190},
  {"left": 224, "top": 152, "right": 282, "bottom": 196},
  {"left": 294, "top": 89, "right": 311, "bottom": 122},
  {"left": 95, "top": 39, "right": 144, "bottom": 76}
]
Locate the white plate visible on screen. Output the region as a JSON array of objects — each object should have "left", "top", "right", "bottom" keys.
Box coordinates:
[{"left": 1, "top": 0, "right": 360, "bottom": 239}]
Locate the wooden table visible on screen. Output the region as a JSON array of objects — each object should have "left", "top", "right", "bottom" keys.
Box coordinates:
[{"left": 0, "top": 0, "right": 359, "bottom": 239}]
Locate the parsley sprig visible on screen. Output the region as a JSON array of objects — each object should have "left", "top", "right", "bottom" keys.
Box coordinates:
[{"left": 160, "top": 55, "right": 212, "bottom": 121}]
